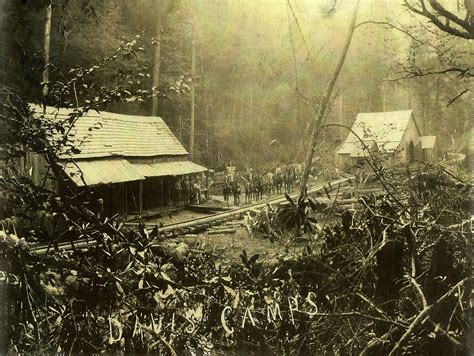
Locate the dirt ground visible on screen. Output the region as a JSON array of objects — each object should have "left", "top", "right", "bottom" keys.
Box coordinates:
[
  {"left": 165, "top": 224, "right": 307, "bottom": 263},
  {"left": 145, "top": 176, "right": 334, "bottom": 227},
  {"left": 159, "top": 176, "right": 377, "bottom": 263}
]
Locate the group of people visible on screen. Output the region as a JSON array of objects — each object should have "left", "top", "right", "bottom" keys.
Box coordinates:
[
  {"left": 221, "top": 164, "right": 301, "bottom": 205},
  {"left": 222, "top": 179, "right": 242, "bottom": 205},
  {"left": 174, "top": 172, "right": 212, "bottom": 205}
]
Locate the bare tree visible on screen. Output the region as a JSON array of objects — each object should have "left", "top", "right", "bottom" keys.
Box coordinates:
[
  {"left": 400, "top": 1, "right": 472, "bottom": 103},
  {"left": 298, "top": 0, "right": 359, "bottom": 197},
  {"left": 356, "top": 1, "right": 472, "bottom": 104},
  {"left": 403, "top": 0, "right": 473, "bottom": 39}
]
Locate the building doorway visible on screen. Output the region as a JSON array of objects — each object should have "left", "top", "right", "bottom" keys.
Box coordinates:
[{"left": 408, "top": 141, "right": 415, "bottom": 162}]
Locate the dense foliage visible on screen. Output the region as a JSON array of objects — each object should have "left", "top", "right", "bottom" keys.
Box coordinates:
[
  {"left": 1, "top": 164, "right": 471, "bottom": 354},
  {"left": 0, "top": 92, "right": 471, "bottom": 353},
  {"left": 0, "top": 0, "right": 472, "bottom": 354}
]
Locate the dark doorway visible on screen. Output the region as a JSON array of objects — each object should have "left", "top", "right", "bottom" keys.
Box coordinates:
[{"left": 408, "top": 141, "right": 415, "bottom": 163}]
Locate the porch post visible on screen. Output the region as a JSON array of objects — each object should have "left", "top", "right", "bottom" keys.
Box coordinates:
[
  {"left": 168, "top": 178, "right": 172, "bottom": 207},
  {"left": 139, "top": 180, "right": 143, "bottom": 217},
  {"left": 160, "top": 178, "right": 164, "bottom": 210},
  {"left": 124, "top": 183, "right": 128, "bottom": 216}
]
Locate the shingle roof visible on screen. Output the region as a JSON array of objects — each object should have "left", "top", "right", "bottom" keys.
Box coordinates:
[
  {"left": 133, "top": 161, "right": 207, "bottom": 177},
  {"left": 62, "top": 158, "right": 145, "bottom": 186},
  {"left": 337, "top": 110, "right": 416, "bottom": 155},
  {"left": 30, "top": 105, "right": 188, "bottom": 159}
]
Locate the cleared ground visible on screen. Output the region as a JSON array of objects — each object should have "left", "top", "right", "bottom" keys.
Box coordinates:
[{"left": 165, "top": 225, "right": 306, "bottom": 263}]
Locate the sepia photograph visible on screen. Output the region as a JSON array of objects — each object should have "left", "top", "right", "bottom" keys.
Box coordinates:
[{"left": 0, "top": 0, "right": 472, "bottom": 354}]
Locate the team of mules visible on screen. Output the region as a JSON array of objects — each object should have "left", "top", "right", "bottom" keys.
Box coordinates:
[{"left": 222, "top": 164, "right": 302, "bottom": 205}]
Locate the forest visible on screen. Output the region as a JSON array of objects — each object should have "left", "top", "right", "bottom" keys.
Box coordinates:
[
  {"left": 0, "top": 0, "right": 472, "bottom": 354},
  {"left": 1, "top": 0, "right": 471, "bottom": 166}
]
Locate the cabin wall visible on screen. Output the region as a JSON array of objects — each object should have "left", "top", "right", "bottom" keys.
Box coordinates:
[
  {"left": 94, "top": 184, "right": 128, "bottom": 216},
  {"left": 142, "top": 176, "right": 178, "bottom": 210},
  {"left": 7, "top": 152, "right": 57, "bottom": 191},
  {"left": 31, "top": 153, "right": 58, "bottom": 191},
  {"left": 93, "top": 175, "right": 191, "bottom": 217},
  {"left": 25, "top": 153, "right": 196, "bottom": 217},
  {"left": 397, "top": 116, "right": 422, "bottom": 163},
  {"left": 336, "top": 153, "right": 351, "bottom": 168},
  {"left": 423, "top": 142, "right": 438, "bottom": 162}
]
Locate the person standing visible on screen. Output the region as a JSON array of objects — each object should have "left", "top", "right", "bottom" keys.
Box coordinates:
[
  {"left": 174, "top": 177, "right": 182, "bottom": 206},
  {"left": 205, "top": 172, "right": 213, "bottom": 201},
  {"left": 193, "top": 177, "right": 201, "bottom": 204},
  {"left": 243, "top": 178, "right": 250, "bottom": 204},
  {"left": 182, "top": 176, "right": 190, "bottom": 205},
  {"left": 233, "top": 180, "right": 241, "bottom": 205},
  {"left": 223, "top": 176, "right": 230, "bottom": 205},
  {"left": 267, "top": 170, "right": 274, "bottom": 196}
]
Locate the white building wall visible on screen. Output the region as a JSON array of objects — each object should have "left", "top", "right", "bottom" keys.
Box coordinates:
[{"left": 396, "top": 115, "right": 421, "bottom": 162}]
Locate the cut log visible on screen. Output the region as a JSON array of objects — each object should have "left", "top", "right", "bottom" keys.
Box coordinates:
[
  {"left": 183, "top": 234, "right": 199, "bottom": 238},
  {"left": 208, "top": 228, "right": 236, "bottom": 235},
  {"left": 225, "top": 222, "right": 243, "bottom": 227},
  {"left": 208, "top": 227, "right": 234, "bottom": 232}
]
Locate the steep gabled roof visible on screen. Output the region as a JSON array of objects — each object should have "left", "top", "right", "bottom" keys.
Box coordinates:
[
  {"left": 338, "top": 110, "right": 417, "bottom": 155},
  {"left": 30, "top": 105, "right": 188, "bottom": 159}
]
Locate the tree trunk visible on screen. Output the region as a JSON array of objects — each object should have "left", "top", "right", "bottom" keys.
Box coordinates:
[
  {"left": 231, "top": 96, "right": 236, "bottom": 127},
  {"left": 381, "top": 81, "right": 386, "bottom": 112},
  {"left": 205, "top": 104, "right": 210, "bottom": 165},
  {"left": 339, "top": 90, "right": 343, "bottom": 124},
  {"left": 407, "top": 80, "right": 412, "bottom": 108},
  {"left": 240, "top": 98, "right": 244, "bottom": 127},
  {"left": 433, "top": 76, "right": 440, "bottom": 134},
  {"left": 249, "top": 90, "right": 253, "bottom": 118},
  {"left": 298, "top": 0, "right": 359, "bottom": 197},
  {"left": 421, "top": 92, "right": 427, "bottom": 134},
  {"left": 151, "top": 1, "right": 171, "bottom": 116},
  {"left": 151, "top": 20, "right": 162, "bottom": 116},
  {"left": 42, "top": 3, "right": 52, "bottom": 99},
  {"left": 366, "top": 89, "right": 371, "bottom": 111},
  {"left": 189, "top": 22, "right": 196, "bottom": 160}
]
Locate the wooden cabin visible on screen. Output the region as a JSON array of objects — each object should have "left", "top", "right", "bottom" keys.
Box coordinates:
[
  {"left": 29, "top": 105, "right": 207, "bottom": 217},
  {"left": 336, "top": 110, "right": 437, "bottom": 168}
]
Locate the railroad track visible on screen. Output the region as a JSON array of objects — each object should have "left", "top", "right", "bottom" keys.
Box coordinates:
[
  {"left": 142, "top": 175, "right": 354, "bottom": 235},
  {"left": 27, "top": 158, "right": 470, "bottom": 256},
  {"left": 31, "top": 175, "right": 354, "bottom": 255}
]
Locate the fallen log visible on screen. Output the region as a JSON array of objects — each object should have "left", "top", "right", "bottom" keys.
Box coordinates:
[
  {"left": 208, "top": 227, "right": 236, "bottom": 232},
  {"left": 224, "top": 222, "right": 243, "bottom": 227},
  {"left": 207, "top": 228, "right": 236, "bottom": 235},
  {"left": 183, "top": 234, "right": 199, "bottom": 238}
]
